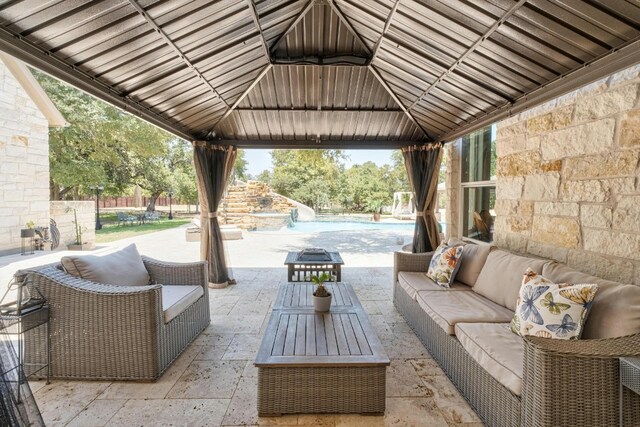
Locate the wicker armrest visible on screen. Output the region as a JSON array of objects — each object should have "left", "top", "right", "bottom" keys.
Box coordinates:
[
  {"left": 393, "top": 251, "right": 434, "bottom": 288},
  {"left": 524, "top": 333, "right": 640, "bottom": 359},
  {"left": 522, "top": 333, "right": 640, "bottom": 426},
  {"left": 141, "top": 256, "right": 208, "bottom": 288}
]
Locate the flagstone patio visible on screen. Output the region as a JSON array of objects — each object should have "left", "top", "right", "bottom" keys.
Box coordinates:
[{"left": 9, "top": 225, "right": 483, "bottom": 426}]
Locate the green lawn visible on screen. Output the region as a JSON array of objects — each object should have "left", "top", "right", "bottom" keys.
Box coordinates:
[{"left": 96, "top": 213, "right": 190, "bottom": 243}]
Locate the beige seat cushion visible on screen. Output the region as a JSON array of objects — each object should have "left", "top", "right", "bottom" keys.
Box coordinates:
[
  {"left": 417, "top": 290, "right": 514, "bottom": 335},
  {"left": 162, "top": 285, "right": 204, "bottom": 323},
  {"left": 455, "top": 323, "right": 524, "bottom": 396},
  {"left": 61, "top": 244, "right": 150, "bottom": 286},
  {"left": 456, "top": 243, "right": 493, "bottom": 287},
  {"left": 398, "top": 272, "right": 471, "bottom": 300},
  {"left": 542, "top": 262, "right": 640, "bottom": 339},
  {"left": 473, "top": 250, "right": 549, "bottom": 310}
]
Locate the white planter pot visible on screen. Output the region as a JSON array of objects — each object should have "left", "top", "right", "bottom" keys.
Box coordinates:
[{"left": 313, "top": 293, "right": 332, "bottom": 312}]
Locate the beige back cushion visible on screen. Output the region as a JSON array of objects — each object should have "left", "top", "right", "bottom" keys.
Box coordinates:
[
  {"left": 473, "top": 250, "right": 548, "bottom": 310},
  {"left": 446, "top": 238, "right": 493, "bottom": 286},
  {"left": 61, "top": 244, "right": 150, "bottom": 286},
  {"left": 457, "top": 244, "right": 492, "bottom": 287},
  {"left": 542, "top": 262, "right": 640, "bottom": 339}
]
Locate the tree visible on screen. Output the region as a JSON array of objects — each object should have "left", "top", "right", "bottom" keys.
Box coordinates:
[
  {"left": 255, "top": 169, "right": 272, "bottom": 184},
  {"left": 33, "top": 69, "right": 183, "bottom": 205},
  {"left": 337, "top": 161, "right": 393, "bottom": 211},
  {"left": 389, "top": 150, "right": 411, "bottom": 193},
  {"left": 269, "top": 150, "right": 345, "bottom": 210},
  {"left": 231, "top": 149, "right": 248, "bottom": 182}
]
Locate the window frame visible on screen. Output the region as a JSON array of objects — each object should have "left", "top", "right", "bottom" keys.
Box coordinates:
[{"left": 457, "top": 126, "right": 496, "bottom": 244}]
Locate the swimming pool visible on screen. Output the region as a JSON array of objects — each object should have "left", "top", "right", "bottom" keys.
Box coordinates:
[{"left": 257, "top": 220, "right": 416, "bottom": 233}]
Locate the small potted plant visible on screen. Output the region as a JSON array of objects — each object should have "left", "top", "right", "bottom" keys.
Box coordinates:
[
  {"left": 65, "top": 207, "right": 91, "bottom": 250},
  {"left": 311, "top": 272, "right": 333, "bottom": 312},
  {"left": 21, "top": 221, "right": 36, "bottom": 238},
  {"left": 367, "top": 200, "right": 383, "bottom": 222}
]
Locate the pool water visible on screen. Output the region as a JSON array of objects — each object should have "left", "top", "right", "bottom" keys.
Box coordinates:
[{"left": 266, "top": 221, "right": 416, "bottom": 233}]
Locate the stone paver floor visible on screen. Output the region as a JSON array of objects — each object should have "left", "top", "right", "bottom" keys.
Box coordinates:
[
  {"left": 2, "top": 225, "right": 483, "bottom": 426},
  {"left": 29, "top": 267, "right": 482, "bottom": 427}
]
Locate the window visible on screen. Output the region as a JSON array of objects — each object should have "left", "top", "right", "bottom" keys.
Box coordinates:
[{"left": 459, "top": 125, "right": 496, "bottom": 242}]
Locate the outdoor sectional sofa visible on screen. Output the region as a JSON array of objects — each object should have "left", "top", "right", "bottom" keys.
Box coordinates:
[
  {"left": 394, "top": 242, "right": 640, "bottom": 427},
  {"left": 17, "top": 246, "right": 210, "bottom": 381}
]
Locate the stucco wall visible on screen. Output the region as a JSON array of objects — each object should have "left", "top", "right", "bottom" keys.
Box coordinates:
[
  {"left": 50, "top": 201, "right": 96, "bottom": 249},
  {"left": 492, "top": 64, "right": 640, "bottom": 285},
  {"left": 0, "top": 61, "right": 50, "bottom": 256}
]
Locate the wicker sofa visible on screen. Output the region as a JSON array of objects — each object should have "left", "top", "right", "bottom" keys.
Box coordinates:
[
  {"left": 17, "top": 249, "right": 210, "bottom": 381},
  {"left": 394, "top": 244, "right": 640, "bottom": 427}
]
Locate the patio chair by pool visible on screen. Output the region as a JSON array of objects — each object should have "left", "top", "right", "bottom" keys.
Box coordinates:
[
  {"left": 145, "top": 212, "right": 161, "bottom": 222},
  {"left": 116, "top": 211, "right": 135, "bottom": 226}
]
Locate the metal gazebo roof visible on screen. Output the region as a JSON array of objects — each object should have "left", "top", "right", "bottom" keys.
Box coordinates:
[{"left": 0, "top": 0, "right": 638, "bottom": 148}]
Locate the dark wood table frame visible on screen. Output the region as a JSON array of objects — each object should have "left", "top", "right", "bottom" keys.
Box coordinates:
[{"left": 284, "top": 251, "right": 344, "bottom": 282}]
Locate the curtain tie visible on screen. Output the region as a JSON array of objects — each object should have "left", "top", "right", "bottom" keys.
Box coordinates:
[
  {"left": 208, "top": 212, "right": 218, "bottom": 218},
  {"left": 415, "top": 212, "right": 424, "bottom": 217}
]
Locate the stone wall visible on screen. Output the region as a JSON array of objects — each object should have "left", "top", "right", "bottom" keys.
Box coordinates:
[
  {"left": 220, "top": 181, "right": 297, "bottom": 229},
  {"left": 0, "top": 61, "right": 50, "bottom": 255},
  {"left": 493, "top": 64, "right": 640, "bottom": 285},
  {"left": 50, "top": 201, "right": 96, "bottom": 249}
]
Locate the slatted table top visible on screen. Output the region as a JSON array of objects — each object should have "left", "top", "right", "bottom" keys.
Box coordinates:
[
  {"left": 273, "top": 283, "right": 357, "bottom": 310},
  {"left": 256, "top": 283, "right": 389, "bottom": 367}
]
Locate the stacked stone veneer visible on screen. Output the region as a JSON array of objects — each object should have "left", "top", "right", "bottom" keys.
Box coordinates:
[
  {"left": 220, "top": 181, "right": 297, "bottom": 229},
  {"left": 0, "top": 61, "right": 50, "bottom": 256},
  {"left": 493, "top": 64, "right": 640, "bottom": 285},
  {"left": 50, "top": 201, "right": 96, "bottom": 249}
]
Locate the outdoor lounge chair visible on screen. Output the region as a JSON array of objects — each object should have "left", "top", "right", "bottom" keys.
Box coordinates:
[{"left": 16, "top": 245, "right": 210, "bottom": 380}]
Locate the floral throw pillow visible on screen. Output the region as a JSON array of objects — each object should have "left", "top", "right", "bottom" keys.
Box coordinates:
[
  {"left": 510, "top": 268, "right": 598, "bottom": 340},
  {"left": 426, "top": 243, "right": 464, "bottom": 288}
]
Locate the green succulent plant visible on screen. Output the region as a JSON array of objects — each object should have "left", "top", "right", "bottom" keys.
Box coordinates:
[{"left": 311, "top": 272, "right": 333, "bottom": 297}]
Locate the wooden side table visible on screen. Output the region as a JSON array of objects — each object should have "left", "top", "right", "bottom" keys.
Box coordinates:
[{"left": 620, "top": 357, "right": 640, "bottom": 426}]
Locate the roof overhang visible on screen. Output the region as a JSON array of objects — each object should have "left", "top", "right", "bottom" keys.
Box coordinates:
[
  {"left": 0, "top": 51, "right": 67, "bottom": 128},
  {"left": 0, "top": 0, "right": 637, "bottom": 147}
]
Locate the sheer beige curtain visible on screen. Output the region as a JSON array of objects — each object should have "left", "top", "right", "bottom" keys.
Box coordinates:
[
  {"left": 402, "top": 143, "right": 443, "bottom": 253},
  {"left": 193, "top": 142, "right": 237, "bottom": 288}
]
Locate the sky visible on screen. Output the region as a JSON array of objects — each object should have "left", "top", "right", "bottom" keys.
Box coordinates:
[{"left": 244, "top": 149, "right": 396, "bottom": 176}]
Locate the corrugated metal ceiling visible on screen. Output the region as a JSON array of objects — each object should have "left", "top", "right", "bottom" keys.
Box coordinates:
[{"left": 0, "top": 0, "right": 638, "bottom": 147}]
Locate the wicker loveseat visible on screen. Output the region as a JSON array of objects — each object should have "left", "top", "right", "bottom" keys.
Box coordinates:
[
  {"left": 17, "top": 248, "right": 210, "bottom": 381},
  {"left": 394, "top": 244, "right": 640, "bottom": 427}
]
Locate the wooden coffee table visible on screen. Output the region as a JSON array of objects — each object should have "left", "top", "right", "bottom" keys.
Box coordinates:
[{"left": 255, "top": 283, "right": 390, "bottom": 416}]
